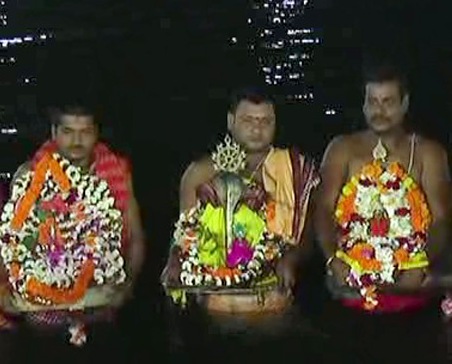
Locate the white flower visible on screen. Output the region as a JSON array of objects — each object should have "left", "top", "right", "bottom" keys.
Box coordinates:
[
  {"left": 98, "top": 180, "right": 108, "bottom": 192},
  {"left": 349, "top": 222, "right": 368, "bottom": 240},
  {"left": 94, "top": 268, "right": 104, "bottom": 285},
  {"left": 0, "top": 246, "right": 12, "bottom": 263},
  {"left": 66, "top": 166, "right": 81, "bottom": 183},
  {"left": 3, "top": 203, "right": 14, "bottom": 215}
]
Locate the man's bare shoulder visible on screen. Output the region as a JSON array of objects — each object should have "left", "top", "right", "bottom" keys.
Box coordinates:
[
  {"left": 416, "top": 136, "right": 447, "bottom": 159},
  {"left": 181, "top": 156, "right": 216, "bottom": 186},
  {"left": 323, "top": 133, "right": 360, "bottom": 157},
  {"left": 12, "top": 161, "right": 31, "bottom": 182}
]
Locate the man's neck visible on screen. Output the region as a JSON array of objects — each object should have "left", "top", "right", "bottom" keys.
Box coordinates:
[
  {"left": 245, "top": 148, "right": 271, "bottom": 173},
  {"left": 72, "top": 158, "right": 91, "bottom": 172},
  {"left": 369, "top": 127, "right": 408, "bottom": 152}
]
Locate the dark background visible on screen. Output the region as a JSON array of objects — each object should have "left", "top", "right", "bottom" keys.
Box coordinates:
[{"left": 2, "top": 0, "right": 452, "bottom": 360}]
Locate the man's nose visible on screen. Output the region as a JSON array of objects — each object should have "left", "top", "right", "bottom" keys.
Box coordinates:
[{"left": 72, "top": 133, "right": 82, "bottom": 144}]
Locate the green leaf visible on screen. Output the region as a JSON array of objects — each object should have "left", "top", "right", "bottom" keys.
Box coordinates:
[
  {"left": 22, "top": 234, "right": 37, "bottom": 250},
  {"left": 36, "top": 209, "right": 48, "bottom": 223}
]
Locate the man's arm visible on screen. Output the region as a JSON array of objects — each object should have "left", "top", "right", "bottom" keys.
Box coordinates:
[
  {"left": 10, "top": 162, "right": 30, "bottom": 193},
  {"left": 420, "top": 140, "right": 451, "bottom": 270},
  {"left": 0, "top": 162, "right": 31, "bottom": 282},
  {"left": 162, "top": 159, "right": 215, "bottom": 283},
  {"left": 179, "top": 159, "right": 215, "bottom": 213},
  {"left": 296, "top": 200, "right": 316, "bottom": 263},
  {"left": 126, "top": 176, "right": 146, "bottom": 282},
  {"left": 314, "top": 136, "right": 349, "bottom": 261}
]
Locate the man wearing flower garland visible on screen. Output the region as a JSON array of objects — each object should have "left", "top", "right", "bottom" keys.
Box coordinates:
[
  {"left": 162, "top": 87, "right": 320, "bottom": 358},
  {"left": 2, "top": 100, "right": 145, "bottom": 361},
  {"left": 315, "top": 59, "right": 450, "bottom": 361}
]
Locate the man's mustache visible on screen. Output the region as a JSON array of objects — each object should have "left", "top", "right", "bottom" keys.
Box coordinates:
[
  {"left": 69, "top": 146, "right": 85, "bottom": 151},
  {"left": 371, "top": 115, "right": 390, "bottom": 122}
]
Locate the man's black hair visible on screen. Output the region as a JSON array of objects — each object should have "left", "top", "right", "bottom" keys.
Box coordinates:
[
  {"left": 48, "top": 98, "right": 99, "bottom": 127},
  {"left": 362, "top": 56, "right": 409, "bottom": 97},
  {"left": 228, "top": 86, "right": 276, "bottom": 114}
]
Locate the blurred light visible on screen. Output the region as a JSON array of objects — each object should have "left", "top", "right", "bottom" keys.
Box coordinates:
[
  {"left": 1, "top": 127, "right": 18, "bottom": 134},
  {"left": 250, "top": 1, "right": 320, "bottom": 98}
]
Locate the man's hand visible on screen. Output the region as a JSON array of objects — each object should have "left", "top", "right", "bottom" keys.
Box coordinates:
[
  {"left": 328, "top": 257, "right": 350, "bottom": 287},
  {"left": 160, "top": 251, "right": 182, "bottom": 287},
  {"left": 392, "top": 268, "right": 426, "bottom": 292},
  {"left": 275, "top": 254, "right": 298, "bottom": 293},
  {"left": 108, "top": 282, "right": 134, "bottom": 308}
]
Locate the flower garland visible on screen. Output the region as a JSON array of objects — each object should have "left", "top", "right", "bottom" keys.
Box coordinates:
[
  {"left": 172, "top": 202, "right": 287, "bottom": 288},
  {"left": 334, "top": 161, "right": 431, "bottom": 309},
  {"left": 0, "top": 152, "right": 126, "bottom": 308}
]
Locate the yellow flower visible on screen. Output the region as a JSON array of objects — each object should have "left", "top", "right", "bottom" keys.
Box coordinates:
[
  {"left": 403, "top": 177, "right": 414, "bottom": 188},
  {"left": 342, "top": 183, "right": 354, "bottom": 196}
]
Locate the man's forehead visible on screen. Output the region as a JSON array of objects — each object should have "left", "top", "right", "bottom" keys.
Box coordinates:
[
  {"left": 59, "top": 114, "right": 96, "bottom": 128},
  {"left": 235, "top": 100, "right": 275, "bottom": 116},
  {"left": 365, "top": 81, "right": 401, "bottom": 98}
]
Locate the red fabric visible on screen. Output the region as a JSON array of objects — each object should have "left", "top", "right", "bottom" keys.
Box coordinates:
[
  {"left": 31, "top": 140, "right": 131, "bottom": 249},
  {"left": 341, "top": 295, "right": 429, "bottom": 313}
]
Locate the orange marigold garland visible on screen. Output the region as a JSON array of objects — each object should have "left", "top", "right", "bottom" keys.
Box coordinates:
[{"left": 334, "top": 161, "right": 431, "bottom": 310}]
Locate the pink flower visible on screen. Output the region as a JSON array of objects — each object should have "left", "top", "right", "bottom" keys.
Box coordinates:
[
  {"left": 226, "top": 238, "right": 254, "bottom": 268},
  {"left": 441, "top": 296, "right": 452, "bottom": 317}
]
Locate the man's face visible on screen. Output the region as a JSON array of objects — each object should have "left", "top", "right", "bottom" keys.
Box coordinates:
[
  {"left": 228, "top": 100, "right": 276, "bottom": 153},
  {"left": 363, "top": 81, "right": 408, "bottom": 133},
  {"left": 52, "top": 114, "right": 98, "bottom": 164}
]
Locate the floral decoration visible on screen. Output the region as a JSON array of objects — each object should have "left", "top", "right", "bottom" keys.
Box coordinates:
[
  {"left": 0, "top": 152, "right": 126, "bottom": 308},
  {"left": 172, "top": 202, "right": 288, "bottom": 288},
  {"left": 334, "top": 161, "right": 431, "bottom": 309}
]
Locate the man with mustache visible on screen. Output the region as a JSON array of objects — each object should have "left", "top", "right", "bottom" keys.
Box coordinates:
[
  {"left": 315, "top": 59, "right": 450, "bottom": 361},
  {"left": 1, "top": 99, "right": 145, "bottom": 362}
]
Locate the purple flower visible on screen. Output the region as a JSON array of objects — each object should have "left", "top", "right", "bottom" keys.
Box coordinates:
[
  {"left": 66, "top": 189, "right": 78, "bottom": 205},
  {"left": 360, "top": 274, "right": 374, "bottom": 286},
  {"left": 48, "top": 247, "right": 64, "bottom": 267},
  {"left": 226, "top": 238, "right": 254, "bottom": 268}
]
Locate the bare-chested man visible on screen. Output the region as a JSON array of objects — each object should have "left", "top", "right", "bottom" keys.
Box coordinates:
[
  {"left": 316, "top": 60, "right": 450, "bottom": 362},
  {"left": 162, "top": 87, "right": 320, "bottom": 359}
]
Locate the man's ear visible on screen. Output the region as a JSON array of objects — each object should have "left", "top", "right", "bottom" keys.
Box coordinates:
[
  {"left": 51, "top": 124, "right": 57, "bottom": 139},
  {"left": 401, "top": 94, "right": 409, "bottom": 113},
  {"left": 227, "top": 112, "right": 234, "bottom": 132}
]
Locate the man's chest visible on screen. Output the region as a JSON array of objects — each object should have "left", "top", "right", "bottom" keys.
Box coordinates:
[{"left": 347, "top": 147, "right": 422, "bottom": 184}]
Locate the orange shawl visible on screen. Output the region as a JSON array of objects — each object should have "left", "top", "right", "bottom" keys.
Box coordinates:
[{"left": 263, "top": 147, "right": 319, "bottom": 245}]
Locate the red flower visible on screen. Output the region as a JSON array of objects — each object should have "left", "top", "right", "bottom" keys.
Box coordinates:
[
  {"left": 350, "top": 213, "right": 365, "bottom": 223},
  {"left": 395, "top": 207, "right": 410, "bottom": 216},
  {"left": 370, "top": 215, "right": 390, "bottom": 237},
  {"left": 359, "top": 178, "right": 373, "bottom": 187},
  {"left": 386, "top": 179, "right": 401, "bottom": 190},
  {"left": 40, "top": 195, "right": 70, "bottom": 215}
]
